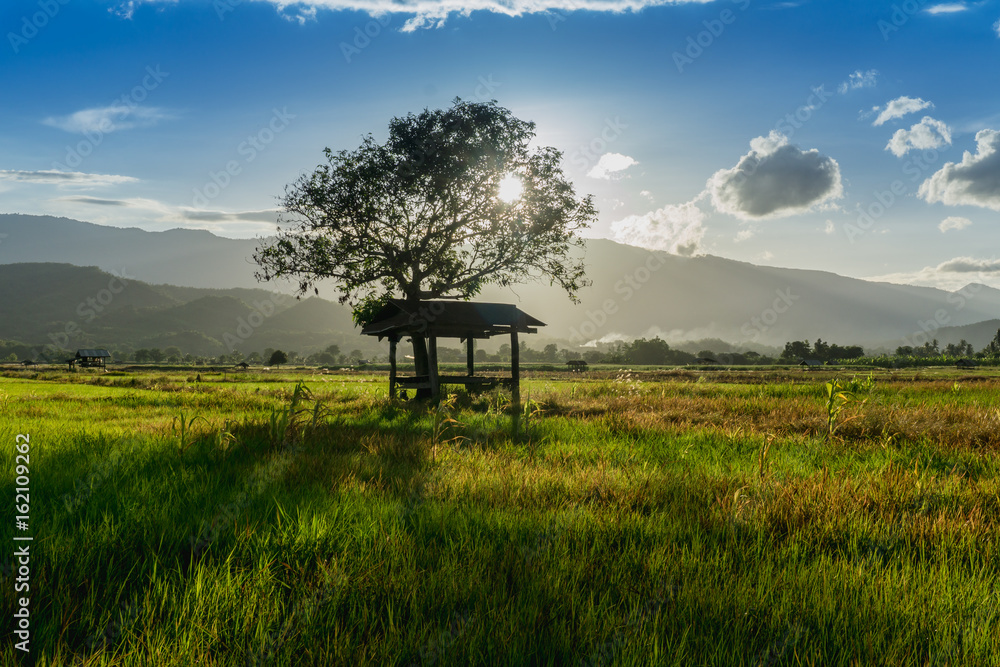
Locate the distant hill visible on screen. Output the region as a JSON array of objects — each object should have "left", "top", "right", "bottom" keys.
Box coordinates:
[
  {"left": 3, "top": 214, "right": 1000, "bottom": 351},
  {"left": 0, "top": 214, "right": 266, "bottom": 290},
  {"left": 0, "top": 263, "right": 356, "bottom": 357}
]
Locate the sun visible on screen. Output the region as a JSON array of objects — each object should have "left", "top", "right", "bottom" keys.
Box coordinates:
[{"left": 497, "top": 174, "right": 523, "bottom": 203}]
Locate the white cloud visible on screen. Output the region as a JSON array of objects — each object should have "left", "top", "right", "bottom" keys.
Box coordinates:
[
  {"left": 43, "top": 105, "right": 170, "bottom": 134},
  {"left": 838, "top": 69, "right": 878, "bottom": 95},
  {"left": 0, "top": 170, "right": 138, "bottom": 187},
  {"left": 938, "top": 256, "right": 1000, "bottom": 272},
  {"left": 824, "top": 219, "right": 836, "bottom": 234},
  {"left": 919, "top": 129, "right": 1000, "bottom": 211},
  {"left": 132, "top": 0, "right": 706, "bottom": 31},
  {"left": 611, "top": 199, "right": 705, "bottom": 256},
  {"left": 885, "top": 116, "right": 952, "bottom": 157},
  {"left": 734, "top": 228, "right": 755, "bottom": 242},
  {"left": 938, "top": 216, "right": 972, "bottom": 233},
  {"left": 866, "top": 256, "right": 1000, "bottom": 290},
  {"left": 994, "top": 18, "right": 1000, "bottom": 36},
  {"left": 925, "top": 3, "right": 969, "bottom": 13},
  {"left": 707, "top": 131, "right": 843, "bottom": 220},
  {"left": 872, "top": 96, "right": 933, "bottom": 126},
  {"left": 639, "top": 189, "right": 654, "bottom": 201},
  {"left": 587, "top": 152, "right": 638, "bottom": 179}
]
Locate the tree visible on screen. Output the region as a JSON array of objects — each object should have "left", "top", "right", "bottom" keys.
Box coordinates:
[
  {"left": 781, "top": 340, "right": 811, "bottom": 360},
  {"left": 268, "top": 350, "right": 288, "bottom": 366},
  {"left": 254, "top": 99, "right": 596, "bottom": 397}
]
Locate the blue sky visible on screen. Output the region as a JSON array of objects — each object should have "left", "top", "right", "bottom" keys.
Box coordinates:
[{"left": 2, "top": 0, "right": 1000, "bottom": 289}]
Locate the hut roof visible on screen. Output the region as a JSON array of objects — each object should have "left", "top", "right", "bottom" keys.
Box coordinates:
[
  {"left": 76, "top": 349, "right": 111, "bottom": 358},
  {"left": 361, "top": 300, "right": 545, "bottom": 340}
]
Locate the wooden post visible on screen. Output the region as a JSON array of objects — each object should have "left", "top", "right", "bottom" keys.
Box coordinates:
[
  {"left": 388, "top": 337, "right": 397, "bottom": 399},
  {"left": 510, "top": 330, "right": 520, "bottom": 409},
  {"left": 428, "top": 335, "right": 440, "bottom": 400},
  {"left": 466, "top": 337, "right": 475, "bottom": 377}
]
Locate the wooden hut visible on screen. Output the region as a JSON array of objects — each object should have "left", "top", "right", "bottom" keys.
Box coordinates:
[
  {"left": 361, "top": 300, "right": 544, "bottom": 404},
  {"left": 71, "top": 349, "right": 112, "bottom": 369}
]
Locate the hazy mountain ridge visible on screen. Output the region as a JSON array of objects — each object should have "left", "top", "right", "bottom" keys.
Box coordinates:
[
  {"left": 0, "top": 263, "right": 356, "bottom": 357},
  {"left": 2, "top": 214, "right": 999, "bottom": 352}
]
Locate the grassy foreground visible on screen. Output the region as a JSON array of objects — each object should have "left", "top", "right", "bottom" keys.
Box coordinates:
[{"left": 1, "top": 367, "right": 999, "bottom": 665}]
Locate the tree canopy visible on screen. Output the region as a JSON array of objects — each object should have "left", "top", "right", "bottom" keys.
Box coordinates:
[{"left": 254, "top": 98, "right": 597, "bottom": 324}]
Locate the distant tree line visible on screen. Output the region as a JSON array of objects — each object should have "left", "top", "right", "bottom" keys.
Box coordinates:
[{"left": 5, "top": 330, "right": 1000, "bottom": 369}]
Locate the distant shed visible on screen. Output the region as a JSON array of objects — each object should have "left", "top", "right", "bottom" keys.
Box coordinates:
[
  {"left": 71, "top": 349, "right": 111, "bottom": 369},
  {"left": 361, "top": 300, "right": 544, "bottom": 404},
  {"left": 799, "top": 359, "right": 823, "bottom": 368},
  {"left": 956, "top": 358, "right": 978, "bottom": 369}
]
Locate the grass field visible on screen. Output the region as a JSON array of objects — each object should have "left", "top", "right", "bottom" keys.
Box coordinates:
[{"left": 2, "top": 366, "right": 999, "bottom": 665}]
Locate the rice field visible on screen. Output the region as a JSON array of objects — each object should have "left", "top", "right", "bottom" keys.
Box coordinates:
[{"left": 1, "top": 366, "right": 999, "bottom": 665}]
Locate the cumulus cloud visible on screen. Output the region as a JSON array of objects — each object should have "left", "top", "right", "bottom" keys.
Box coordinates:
[
  {"left": 872, "top": 96, "right": 933, "bottom": 126},
  {"left": 611, "top": 199, "right": 705, "bottom": 255},
  {"left": 734, "top": 227, "right": 755, "bottom": 242},
  {"left": 838, "top": 69, "right": 878, "bottom": 95},
  {"left": 866, "top": 256, "right": 1000, "bottom": 290},
  {"left": 43, "top": 105, "right": 170, "bottom": 134},
  {"left": 938, "top": 256, "right": 1000, "bottom": 272},
  {"left": 939, "top": 216, "right": 972, "bottom": 232},
  {"left": 707, "top": 131, "right": 843, "bottom": 219},
  {"left": 885, "top": 116, "right": 952, "bottom": 157},
  {"left": 918, "top": 129, "right": 1000, "bottom": 211},
  {"left": 0, "top": 170, "right": 138, "bottom": 187},
  {"left": 587, "top": 152, "right": 638, "bottom": 179}
]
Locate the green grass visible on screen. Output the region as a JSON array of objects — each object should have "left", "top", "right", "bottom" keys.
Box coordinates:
[{"left": 1, "top": 367, "right": 999, "bottom": 665}]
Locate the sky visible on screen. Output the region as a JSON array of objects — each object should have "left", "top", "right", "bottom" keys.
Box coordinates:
[{"left": 2, "top": 0, "right": 999, "bottom": 290}]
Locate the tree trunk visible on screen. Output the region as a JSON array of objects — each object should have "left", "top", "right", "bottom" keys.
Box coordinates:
[{"left": 410, "top": 333, "right": 433, "bottom": 400}]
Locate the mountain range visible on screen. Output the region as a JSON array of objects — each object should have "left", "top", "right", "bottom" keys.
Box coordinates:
[{"left": 1, "top": 213, "right": 998, "bottom": 356}]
